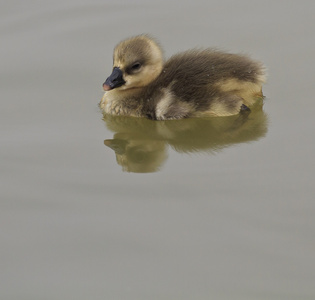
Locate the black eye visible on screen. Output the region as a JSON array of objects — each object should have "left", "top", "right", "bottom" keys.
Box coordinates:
[{"left": 131, "top": 62, "right": 141, "bottom": 70}]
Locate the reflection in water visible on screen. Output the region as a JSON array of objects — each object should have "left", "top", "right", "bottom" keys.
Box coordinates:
[{"left": 102, "top": 101, "right": 268, "bottom": 173}]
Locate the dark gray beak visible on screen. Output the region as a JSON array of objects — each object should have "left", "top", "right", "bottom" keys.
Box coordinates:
[{"left": 103, "top": 67, "right": 125, "bottom": 91}]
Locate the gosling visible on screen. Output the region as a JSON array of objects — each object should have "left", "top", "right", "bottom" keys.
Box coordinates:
[{"left": 100, "top": 35, "right": 266, "bottom": 120}]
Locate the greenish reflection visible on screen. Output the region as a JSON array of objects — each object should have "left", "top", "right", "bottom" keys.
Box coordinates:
[{"left": 102, "top": 103, "right": 268, "bottom": 173}]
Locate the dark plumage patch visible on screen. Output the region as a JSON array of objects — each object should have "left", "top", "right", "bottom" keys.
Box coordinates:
[{"left": 143, "top": 49, "right": 264, "bottom": 116}]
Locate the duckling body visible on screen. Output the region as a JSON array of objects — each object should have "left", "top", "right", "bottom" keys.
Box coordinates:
[{"left": 100, "top": 35, "right": 266, "bottom": 120}]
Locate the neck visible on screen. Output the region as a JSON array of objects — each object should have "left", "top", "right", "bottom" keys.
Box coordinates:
[{"left": 101, "top": 87, "right": 145, "bottom": 117}]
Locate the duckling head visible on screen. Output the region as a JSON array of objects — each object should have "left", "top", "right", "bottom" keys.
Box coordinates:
[{"left": 103, "top": 35, "right": 164, "bottom": 91}]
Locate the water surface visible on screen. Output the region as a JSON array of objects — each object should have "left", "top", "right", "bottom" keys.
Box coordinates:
[{"left": 1, "top": 1, "right": 315, "bottom": 299}]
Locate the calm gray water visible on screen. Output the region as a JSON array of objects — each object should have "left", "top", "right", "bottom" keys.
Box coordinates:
[{"left": 1, "top": 0, "right": 315, "bottom": 299}]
